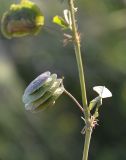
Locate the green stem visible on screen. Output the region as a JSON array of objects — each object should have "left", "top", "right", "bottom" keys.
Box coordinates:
[
  {"left": 68, "top": 0, "right": 89, "bottom": 118},
  {"left": 82, "top": 129, "right": 92, "bottom": 160},
  {"left": 68, "top": 0, "right": 92, "bottom": 160}
]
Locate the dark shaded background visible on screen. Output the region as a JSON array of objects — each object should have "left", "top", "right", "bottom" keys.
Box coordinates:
[{"left": 0, "top": 0, "right": 126, "bottom": 160}]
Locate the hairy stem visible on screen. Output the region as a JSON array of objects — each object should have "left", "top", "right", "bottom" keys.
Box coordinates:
[
  {"left": 64, "top": 89, "right": 84, "bottom": 113},
  {"left": 68, "top": 0, "right": 89, "bottom": 118},
  {"left": 68, "top": 0, "right": 92, "bottom": 160}
]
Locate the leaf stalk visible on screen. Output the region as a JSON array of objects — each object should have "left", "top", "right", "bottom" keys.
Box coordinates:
[{"left": 64, "top": 89, "right": 84, "bottom": 113}]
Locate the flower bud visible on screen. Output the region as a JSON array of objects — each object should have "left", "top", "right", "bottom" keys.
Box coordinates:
[
  {"left": 22, "top": 71, "right": 64, "bottom": 112},
  {"left": 1, "top": 0, "right": 44, "bottom": 38}
]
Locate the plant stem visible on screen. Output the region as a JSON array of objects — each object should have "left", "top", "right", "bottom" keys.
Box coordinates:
[
  {"left": 68, "top": 0, "right": 89, "bottom": 118},
  {"left": 64, "top": 89, "right": 84, "bottom": 113},
  {"left": 82, "top": 128, "right": 92, "bottom": 160},
  {"left": 68, "top": 0, "right": 92, "bottom": 160}
]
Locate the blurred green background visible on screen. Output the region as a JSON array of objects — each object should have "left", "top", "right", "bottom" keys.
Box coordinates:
[{"left": 0, "top": 0, "right": 126, "bottom": 160}]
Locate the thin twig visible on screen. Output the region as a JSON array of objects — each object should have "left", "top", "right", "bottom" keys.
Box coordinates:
[{"left": 64, "top": 89, "right": 84, "bottom": 113}]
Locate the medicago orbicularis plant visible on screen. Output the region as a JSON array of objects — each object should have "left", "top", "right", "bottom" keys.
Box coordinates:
[{"left": 1, "top": 0, "right": 112, "bottom": 160}]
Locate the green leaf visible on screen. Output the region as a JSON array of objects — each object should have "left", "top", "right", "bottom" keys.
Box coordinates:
[
  {"left": 53, "top": 15, "right": 69, "bottom": 29},
  {"left": 89, "top": 96, "right": 101, "bottom": 111},
  {"left": 89, "top": 96, "right": 102, "bottom": 118}
]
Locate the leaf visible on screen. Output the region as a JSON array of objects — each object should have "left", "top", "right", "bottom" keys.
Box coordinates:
[
  {"left": 63, "top": 9, "right": 72, "bottom": 29},
  {"left": 89, "top": 96, "right": 102, "bottom": 111},
  {"left": 53, "top": 15, "right": 69, "bottom": 29},
  {"left": 93, "top": 86, "right": 112, "bottom": 98}
]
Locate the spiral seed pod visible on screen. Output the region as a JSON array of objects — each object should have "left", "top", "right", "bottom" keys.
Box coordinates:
[
  {"left": 1, "top": 0, "right": 44, "bottom": 38},
  {"left": 31, "top": 86, "right": 65, "bottom": 113},
  {"left": 22, "top": 71, "right": 64, "bottom": 112}
]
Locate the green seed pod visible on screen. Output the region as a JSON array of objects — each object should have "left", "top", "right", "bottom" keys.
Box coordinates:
[
  {"left": 25, "top": 79, "right": 62, "bottom": 110},
  {"left": 31, "top": 86, "right": 65, "bottom": 112},
  {"left": 1, "top": 0, "right": 44, "bottom": 38},
  {"left": 22, "top": 73, "right": 57, "bottom": 104},
  {"left": 22, "top": 71, "right": 64, "bottom": 112}
]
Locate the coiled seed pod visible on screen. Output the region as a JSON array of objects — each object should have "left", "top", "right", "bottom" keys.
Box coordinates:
[
  {"left": 1, "top": 0, "right": 44, "bottom": 38},
  {"left": 22, "top": 71, "right": 64, "bottom": 112}
]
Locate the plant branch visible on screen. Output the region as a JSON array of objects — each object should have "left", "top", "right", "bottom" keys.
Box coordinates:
[
  {"left": 68, "top": 0, "right": 92, "bottom": 160},
  {"left": 64, "top": 89, "right": 84, "bottom": 113}
]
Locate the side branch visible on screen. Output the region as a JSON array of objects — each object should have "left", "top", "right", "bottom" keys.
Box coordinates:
[{"left": 64, "top": 89, "right": 84, "bottom": 113}]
